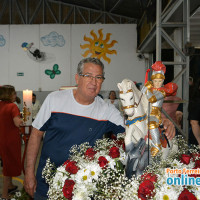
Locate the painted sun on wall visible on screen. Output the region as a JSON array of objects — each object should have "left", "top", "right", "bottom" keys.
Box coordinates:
[{"left": 80, "top": 29, "right": 118, "bottom": 64}]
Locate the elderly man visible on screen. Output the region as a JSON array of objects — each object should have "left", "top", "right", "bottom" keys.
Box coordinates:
[{"left": 24, "top": 57, "right": 175, "bottom": 199}]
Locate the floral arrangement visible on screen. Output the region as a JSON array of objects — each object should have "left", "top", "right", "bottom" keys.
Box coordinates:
[
  {"left": 13, "top": 135, "right": 200, "bottom": 200},
  {"left": 138, "top": 137, "right": 200, "bottom": 200},
  {"left": 42, "top": 133, "right": 133, "bottom": 200}
]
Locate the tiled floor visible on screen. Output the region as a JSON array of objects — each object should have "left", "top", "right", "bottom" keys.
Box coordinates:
[{"left": 0, "top": 141, "right": 42, "bottom": 198}]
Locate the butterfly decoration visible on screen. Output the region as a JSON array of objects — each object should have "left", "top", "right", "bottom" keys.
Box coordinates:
[{"left": 45, "top": 64, "right": 61, "bottom": 79}]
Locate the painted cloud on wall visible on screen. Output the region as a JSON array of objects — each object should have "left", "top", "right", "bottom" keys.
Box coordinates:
[
  {"left": 41, "top": 31, "right": 65, "bottom": 47},
  {"left": 80, "top": 29, "right": 118, "bottom": 64},
  {"left": 0, "top": 35, "right": 6, "bottom": 47}
]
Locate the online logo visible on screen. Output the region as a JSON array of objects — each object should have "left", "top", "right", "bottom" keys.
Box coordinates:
[{"left": 166, "top": 168, "right": 200, "bottom": 186}]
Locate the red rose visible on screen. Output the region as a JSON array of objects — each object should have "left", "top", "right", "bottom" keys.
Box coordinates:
[
  {"left": 63, "top": 160, "right": 70, "bottom": 166},
  {"left": 62, "top": 179, "right": 75, "bottom": 199},
  {"left": 138, "top": 180, "right": 155, "bottom": 200},
  {"left": 141, "top": 173, "right": 157, "bottom": 183},
  {"left": 65, "top": 161, "right": 79, "bottom": 174},
  {"left": 109, "top": 146, "right": 120, "bottom": 158},
  {"left": 85, "top": 148, "right": 97, "bottom": 160},
  {"left": 178, "top": 188, "right": 197, "bottom": 200},
  {"left": 98, "top": 156, "right": 108, "bottom": 168},
  {"left": 180, "top": 154, "right": 191, "bottom": 165}
]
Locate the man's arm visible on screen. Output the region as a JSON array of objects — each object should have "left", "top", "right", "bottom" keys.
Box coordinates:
[{"left": 24, "top": 127, "right": 44, "bottom": 197}]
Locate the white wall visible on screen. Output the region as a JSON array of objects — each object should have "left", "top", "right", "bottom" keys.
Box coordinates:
[
  {"left": 9, "top": 25, "right": 40, "bottom": 91},
  {"left": 0, "top": 24, "right": 145, "bottom": 92},
  {"left": 0, "top": 25, "right": 9, "bottom": 84}
]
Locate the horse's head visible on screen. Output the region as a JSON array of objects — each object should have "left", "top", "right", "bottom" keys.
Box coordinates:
[{"left": 117, "top": 79, "right": 138, "bottom": 117}]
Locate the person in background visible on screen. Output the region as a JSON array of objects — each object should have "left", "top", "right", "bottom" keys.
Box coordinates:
[
  {"left": 161, "top": 94, "right": 181, "bottom": 125},
  {"left": 104, "top": 90, "right": 120, "bottom": 110},
  {"left": 189, "top": 76, "right": 194, "bottom": 87},
  {"left": 32, "top": 93, "right": 41, "bottom": 121},
  {"left": 176, "top": 103, "right": 183, "bottom": 129},
  {"left": 176, "top": 76, "right": 198, "bottom": 145},
  {"left": 14, "top": 96, "right": 21, "bottom": 110},
  {"left": 24, "top": 58, "right": 176, "bottom": 200},
  {"left": 0, "top": 85, "right": 23, "bottom": 200},
  {"left": 188, "top": 77, "right": 200, "bottom": 145},
  {"left": 161, "top": 94, "right": 181, "bottom": 136}
]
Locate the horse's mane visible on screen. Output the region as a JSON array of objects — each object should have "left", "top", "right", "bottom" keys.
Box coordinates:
[{"left": 119, "top": 79, "right": 148, "bottom": 114}]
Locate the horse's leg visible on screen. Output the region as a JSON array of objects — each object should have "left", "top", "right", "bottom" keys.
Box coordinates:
[
  {"left": 132, "top": 125, "right": 146, "bottom": 142},
  {"left": 125, "top": 126, "right": 136, "bottom": 152}
]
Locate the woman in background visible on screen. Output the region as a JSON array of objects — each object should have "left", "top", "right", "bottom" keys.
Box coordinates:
[
  {"left": 0, "top": 85, "right": 23, "bottom": 200},
  {"left": 105, "top": 90, "right": 120, "bottom": 110}
]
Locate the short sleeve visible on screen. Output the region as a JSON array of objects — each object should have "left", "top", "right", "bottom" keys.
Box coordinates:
[{"left": 32, "top": 93, "right": 51, "bottom": 130}]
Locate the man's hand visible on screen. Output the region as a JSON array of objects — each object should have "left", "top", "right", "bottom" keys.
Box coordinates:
[
  {"left": 162, "top": 119, "right": 175, "bottom": 140},
  {"left": 24, "top": 172, "right": 37, "bottom": 198}
]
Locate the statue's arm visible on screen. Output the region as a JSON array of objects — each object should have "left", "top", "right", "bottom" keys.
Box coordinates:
[
  {"left": 141, "top": 81, "right": 166, "bottom": 103},
  {"left": 147, "top": 90, "right": 166, "bottom": 103},
  {"left": 141, "top": 81, "right": 152, "bottom": 94}
]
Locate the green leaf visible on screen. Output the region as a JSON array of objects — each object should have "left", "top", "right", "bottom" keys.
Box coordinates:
[
  {"left": 115, "top": 160, "right": 124, "bottom": 173},
  {"left": 50, "top": 73, "right": 55, "bottom": 79},
  {"left": 45, "top": 70, "right": 53, "bottom": 75},
  {"left": 55, "top": 70, "right": 61, "bottom": 75},
  {"left": 53, "top": 64, "right": 59, "bottom": 71}
]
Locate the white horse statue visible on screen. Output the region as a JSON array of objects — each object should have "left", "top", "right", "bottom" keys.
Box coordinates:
[
  {"left": 118, "top": 79, "right": 148, "bottom": 151},
  {"left": 117, "top": 79, "right": 175, "bottom": 177}
]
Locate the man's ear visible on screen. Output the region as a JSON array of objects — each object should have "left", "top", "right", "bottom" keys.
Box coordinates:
[{"left": 75, "top": 74, "right": 79, "bottom": 85}]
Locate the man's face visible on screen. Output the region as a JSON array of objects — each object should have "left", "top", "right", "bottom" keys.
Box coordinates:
[
  {"left": 152, "top": 78, "right": 163, "bottom": 89},
  {"left": 75, "top": 63, "right": 104, "bottom": 101}
]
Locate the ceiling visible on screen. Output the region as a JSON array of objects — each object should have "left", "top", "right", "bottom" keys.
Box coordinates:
[
  {"left": 0, "top": 0, "right": 199, "bottom": 48},
  {"left": 55, "top": 0, "right": 148, "bottom": 20},
  {"left": 56, "top": 0, "right": 200, "bottom": 48}
]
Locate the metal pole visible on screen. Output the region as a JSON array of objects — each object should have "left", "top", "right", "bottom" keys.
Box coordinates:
[
  {"left": 156, "top": 0, "right": 161, "bottom": 61},
  {"left": 182, "top": 0, "right": 190, "bottom": 141}
]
